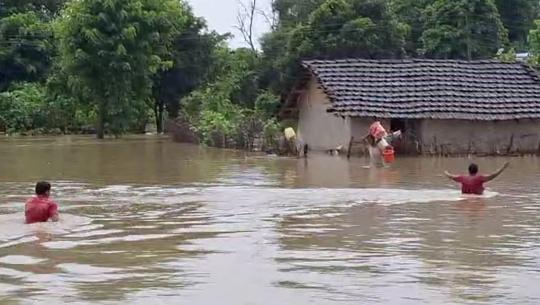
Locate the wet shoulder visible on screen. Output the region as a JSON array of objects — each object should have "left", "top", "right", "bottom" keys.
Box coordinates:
[{"left": 25, "top": 196, "right": 39, "bottom": 204}]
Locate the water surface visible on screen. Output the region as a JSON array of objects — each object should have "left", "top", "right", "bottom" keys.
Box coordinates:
[{"left": 0, "top": 136, "right": 539, "bottom": 304}]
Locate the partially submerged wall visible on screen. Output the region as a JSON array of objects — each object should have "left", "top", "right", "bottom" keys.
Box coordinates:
[
  {"left": 297, "top": 78, "right": 351, "bottom": 151},
  {"left": 419, "top": 119, "right": 540, "bottom": 155},
  {"left": 347, "top": 118, "right": 540, "bottom": 156}
]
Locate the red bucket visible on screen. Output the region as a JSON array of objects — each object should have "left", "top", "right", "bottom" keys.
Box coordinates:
[{"left": 383, "top": 147, "right": 395, "bottom": 163}]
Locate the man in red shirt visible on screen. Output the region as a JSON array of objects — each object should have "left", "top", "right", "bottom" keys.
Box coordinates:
[
  {"left": 25, "top": 181, "right": 59, "bottom": 224},
  {"left": 444, "top": 162, "right": 509, "bottom": 195}
]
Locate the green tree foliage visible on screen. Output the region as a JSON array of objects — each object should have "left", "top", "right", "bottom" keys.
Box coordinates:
[
  {"left": 0, "top": 11, "right": 53, "bottom": 91},
  {"left": 273, "top": 0, "right": 325, "bottom": 27},
  {"left": 152, "top": 7, "right": 224, "bottom": 133},
  {"left": 0, "top": 83, "right": 47, "bottom": 132},
  {"left": 183, "top": 47, "right": 280, "bottom": 149},
  {"left": 390, "top": 0, "right": 432, "bottom": 55},
  {"left": 0, "top": 82, "right": 89, "bottom": 134},
  {"left": 0, "top": 0, "right": 67, "bottom": 15},
  {"left": 1, "top": 0, "right": 66, "bottom": 18},
  {"left": 221, "top": 48, "right": 261, "bottom": 108},
  {"left": 421, "top": 0, "right": 508, "bottom": 59},
  {"left": 496, "top": 47, "right": 517, "bottom": 63},
  {"left": 183, "top": 47, "right": 261, "bottom": 118},
  {"left": 495, "top": 0, "right": 539, "bottom": 50},
  {"left": 528, "top": 20, "right": 540, "bottom": 65},
  {"left": 56, "top": 0, "right": 186, "bottom": 138},
  {"left": 261, "top": 0, "right": 406, "bottom": 94},
  {"left": 392, "top": 0, "right": 537, "bottom": 55}
]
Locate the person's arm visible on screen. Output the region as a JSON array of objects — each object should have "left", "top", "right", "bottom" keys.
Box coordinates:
[
  {"left": 50, "top": 213, "right": 59, "bottom": 222},
  {"left": 484, "top": 162, "right": 510, "bottom": 182},
  {"left": 444, "top": 171, "right": 461, "bottom": 182},
  {"left": 49, "top": 202, "right": 59, "bottom": 222},
  {"left": 361, "top": 133, "right": 370, "bottom": 142},
  {"left": 362, "top": 133, "right": 374, "bottom": 146}
]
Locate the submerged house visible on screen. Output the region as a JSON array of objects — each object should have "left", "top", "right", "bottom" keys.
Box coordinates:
[{"left": 280, "top": 59, "right": 540, "bottom": 155}]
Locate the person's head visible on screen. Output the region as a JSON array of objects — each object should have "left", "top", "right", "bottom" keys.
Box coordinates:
[
  {"left": 35, "top": 181, "right": 51, "bottom": 197},
  {"left": 468, "top": 163, "right": 479, "bottom": 175}
]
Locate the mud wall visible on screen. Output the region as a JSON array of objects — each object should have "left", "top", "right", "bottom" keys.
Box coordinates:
[
  {"left": 297, "top": 78, "right": 351, "bottom": 151},
  {"left": 419, "top": 119, "right": 540, "bottom": 155}
]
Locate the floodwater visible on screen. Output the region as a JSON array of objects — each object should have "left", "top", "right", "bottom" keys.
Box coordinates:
[{"left": 0, "top": 136, "right": 539, "bottom": 305}]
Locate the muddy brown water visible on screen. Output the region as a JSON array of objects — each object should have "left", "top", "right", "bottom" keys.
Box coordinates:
[{"left": 0, "top": 136, "right": 539, "bottom": 305}]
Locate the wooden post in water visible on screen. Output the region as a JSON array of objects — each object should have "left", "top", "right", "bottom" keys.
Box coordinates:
[{"left": 347, "top": 137, "right": 354, "bottom": 159}]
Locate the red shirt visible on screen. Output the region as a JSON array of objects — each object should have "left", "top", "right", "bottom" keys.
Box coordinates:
[
  {"left": 25, "top": 196, "right": 58, "bottom": 224},
  {"left": 454, "top": 175, "right": 486, "bottom": 195}
]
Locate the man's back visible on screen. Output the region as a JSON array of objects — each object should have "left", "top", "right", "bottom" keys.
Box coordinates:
[
  {"left": 454, "top": 175, "right": 486, "bottom": 195},
  {"left": 25, "top": 196, "right": 58, "bottom": 224},
  {"left": 445, "top": 162, "right": 509, "bottom": 196}
]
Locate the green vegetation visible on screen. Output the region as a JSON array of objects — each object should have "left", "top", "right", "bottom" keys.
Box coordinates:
[
  {"left": 0, "top": 0, "right": 540, "bottom": 149},
  {"left": 421, "top": 0, "right": 508, "bottom": 59},
  {"left": 55, "top": 0, "right": 185, "bottom": 138}
]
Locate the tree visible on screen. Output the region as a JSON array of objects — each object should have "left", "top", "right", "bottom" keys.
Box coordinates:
[
  {"left": 0, "top": 11, "right": 53, "bottom": 91},
  {"left": 273, "top": 0, "right": 325, "bottom": 28},
  {"left": 236, "top": 0, "right": 258, "bottom": 52},
  {"left": 421, "top": 0, "right": 508, "bottom": 59},
  {"left": 304, "top": 0, "right": 406, "bottom": 59},
  {"left": 0, "top": 82, "right": 47, "bottom": 133},
  {"left": 183, "top": 46, "right": 260, "bottom": 114},
  {"left": 528, "top": 20, "right": 540, "bottom": 65},
  {"left": 261, "top": 0, "right": 406, "bottom": 95},
  {"left": 182, "top": 46, "right": 276, "bottom": 149},
  {"left": 152, "top": 10, "right": 224, "bottom": 133},
  {"left": 495, "top": 0, "right": 540, "bottom": 50},
  {"left": 390, "top": 0, "right": 433, "bottom": 56},
  {"left": 56, "top": 0, "right": 186, "bottom": 138},
  {"left": 0, "top": 0, "right": 67, "bottom": 92},
  {"left": 257, "top": 0, "right": 278, "bottom": 31},
  {"left": 0, "top": 0, "right": 66, "bottom": 18}
]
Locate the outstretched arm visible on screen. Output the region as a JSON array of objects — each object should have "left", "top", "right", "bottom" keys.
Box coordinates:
[
  {"left": 484, "top": 162, "right": 510, "bottom": 182},
  {"left": 444, "top": 171, "right": 460, "bottom": 182}
]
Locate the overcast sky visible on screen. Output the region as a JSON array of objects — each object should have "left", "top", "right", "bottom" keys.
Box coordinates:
[{"left": 188, "top": 0, "right": 272, "bottom": 49}]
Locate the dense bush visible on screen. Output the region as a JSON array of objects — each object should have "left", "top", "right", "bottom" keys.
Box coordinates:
[
  {"left": 181, "top": 48, "right": 282, "bottom": 151},
  {"left": 0, "top": 83, "right": 48, "bottom": 133},
  {"left": 0, "top": 82, "right": 95, "bottom": 134}
]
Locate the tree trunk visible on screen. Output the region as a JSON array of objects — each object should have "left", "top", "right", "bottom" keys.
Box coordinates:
[
  {"left": 155, "top": 102, "right": 164, "bottom": 134},
  {"left": 465, "top": 14, "right": 472, "bottom": 60},
  {"left": 97, "top": 100, "right": 106, "bottom": 139}
]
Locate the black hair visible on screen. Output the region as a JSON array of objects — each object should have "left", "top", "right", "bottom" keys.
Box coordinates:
[
  {"left": 468, "top": 163, "right": 479, "bottom": 175},
  {"left": 35, "top": 181, "right": 51, "bottom": 195}
]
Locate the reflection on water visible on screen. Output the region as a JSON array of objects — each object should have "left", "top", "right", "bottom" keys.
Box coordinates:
[{"left": 0, "top": 136, "right": 539, "bottom": 304}]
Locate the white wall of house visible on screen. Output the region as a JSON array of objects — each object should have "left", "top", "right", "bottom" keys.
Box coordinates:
[
  {"left": 420, "top": 119, "right": 540, "bottom": 155},
  {"left": 297, "top": 77, "right": 351, "bottom": 151}
]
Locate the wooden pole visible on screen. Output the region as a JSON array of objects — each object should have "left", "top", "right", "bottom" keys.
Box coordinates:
[{"left": 347, "top": 137, "right": 354, "bottom": 159}]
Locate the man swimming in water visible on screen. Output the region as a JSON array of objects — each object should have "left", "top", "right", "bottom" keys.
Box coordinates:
[
  {"left": 25, "top": 181, "right": 59, "bottom": 224},
  {"left": 444, "top": 162, "right": 509, "bottom": 195}
]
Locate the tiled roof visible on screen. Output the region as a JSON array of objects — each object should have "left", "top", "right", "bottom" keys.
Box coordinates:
[{"left": 303, "top": 59, "right": 540, "bottom": 120}]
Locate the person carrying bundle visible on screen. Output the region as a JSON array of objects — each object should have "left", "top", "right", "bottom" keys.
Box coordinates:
[{"left": 363, "top": 121, "right": 401, "bottom": 166}]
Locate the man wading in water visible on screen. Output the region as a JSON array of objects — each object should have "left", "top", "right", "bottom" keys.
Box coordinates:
[
  {"left": 25, "top": 181, "right": 59, "bottom": 224},
  {"left": 444, "top": 162, "right": 510, "bottom": 195}
]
